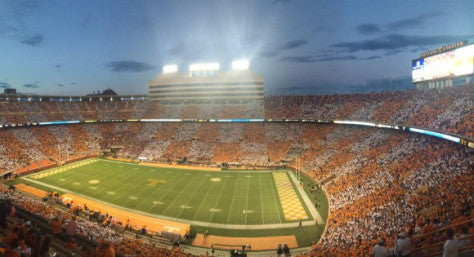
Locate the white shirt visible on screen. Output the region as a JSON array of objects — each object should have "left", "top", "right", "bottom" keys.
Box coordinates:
[
  {"left": 443, "top": 238, "right": 459, "bottom": 257},
  {"left": 372, "top": 244, "right": 388, "bottom": 257}
]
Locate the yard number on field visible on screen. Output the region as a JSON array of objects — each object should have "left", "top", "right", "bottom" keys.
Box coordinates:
[{"left": 147, "top": 179, "right": 167, "bottom": 187}]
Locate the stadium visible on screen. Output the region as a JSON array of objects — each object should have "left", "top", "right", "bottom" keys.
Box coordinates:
[
  {"left": 0, "top": 2, "right": 473, "bottom": 257},
  {"left": 1, "top": 53, "right": 473, "bottom": 256}
]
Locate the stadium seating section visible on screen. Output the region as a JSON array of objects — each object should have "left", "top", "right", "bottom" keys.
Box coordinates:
[{"left": 0, "top": 85, "right": 472, "bottom": 256}]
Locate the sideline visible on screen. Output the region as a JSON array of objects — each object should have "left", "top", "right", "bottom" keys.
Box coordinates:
[
  {"left": 61, "top": 192, "right": 190, "bottom": 236},
  {"left": 140, "top": 162, "right": 221, "bottom": 171},
  {"left": 192, "top": 234, "right": 298, "bottom": 251}
]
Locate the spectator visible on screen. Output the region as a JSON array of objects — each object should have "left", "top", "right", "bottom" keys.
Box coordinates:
[
  {"left": 95, "top": 240, "right": 115, "bottom": 257},
  {"left": 458, "top": 226, "right": 471, "bottom": 248},
  {"left": 396, "top": 232, "right": 411, "bottom": 257},
  {"left": 49, "top": 216, "right": 63, "bottom": 236},
  {"left": 0, "top": 199, "right": 12, "bottom": 228},
  {"left": 443, "top": 228, "right": 459, "bottom": 257},
  {"left": 372, "top": 238, "right": 388, "bottom": 257},
  {"left": 66, "top": 216, "right": 77, "bottom": 237}
]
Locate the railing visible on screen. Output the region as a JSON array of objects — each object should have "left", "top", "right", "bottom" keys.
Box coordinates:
[{"left": 411, "top": 218, "right": 474, "bottom": 257}]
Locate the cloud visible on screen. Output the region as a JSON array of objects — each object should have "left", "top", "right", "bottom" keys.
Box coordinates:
[
  {"left": 259, "top": 50, "right": 280, "bottom": 58},
  {"left": 313, "top": 55, "right": 359, "bottom": 62},
  {"left": 384, "top": 49, "right": 403, "bottom": 56},
  {"left": 279, "top": 53, "right": 381, "bottom": 63},
  {"left": 279, "top": 55, "right": 362, "bottom": 63},
  {"left": 57, "top": 83, "right": 64, "bottom": 87},
  {"left": 20, "top": 34, "right": 43, "bottom": 46},
  {"left": 410, "top": 47, "right": 430, "bottom": 53},
  {"left": 106, "top": 60, "right": 156, "bottom": 72},
  {"left": 361, "top": 55, "right": 381, "bottom": 60},
  {"left": 356, "top": 24, "right": 381, "bottom": 35},
  {"left": 0, "top": 82, "right": 11, "bottom": 89},
  {"left": 279, "top": 55, "right": 318, "bottom": 63},
  {"left": 387, "top": 11, "right": 442, "bottom": 30},
  {"left": 332, "top": 34, "right": 474, "bottom": 53},
  {"left": 0, "top": 1, "right": 45, "bottom": 46},
  {"left": 353, "top": 12, "right": 442, "bottom": 37},
  {"left": 23, "top": 82, "right": 40, "bottom": 88},
  {"left": 280, "top": 39, "right": 308, "bottom": 50}
]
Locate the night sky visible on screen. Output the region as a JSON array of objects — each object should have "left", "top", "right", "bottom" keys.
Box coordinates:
[{"left": 0, "top": 0, "right": 473, "bottom": 96}]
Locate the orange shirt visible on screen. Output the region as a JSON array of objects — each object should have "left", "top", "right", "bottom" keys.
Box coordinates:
[
  {"left": 95, "top": 246, "right": 115, "bottom": 257},
  {"left": 50, "top": 218, "right": 63, "bottom": 235}
]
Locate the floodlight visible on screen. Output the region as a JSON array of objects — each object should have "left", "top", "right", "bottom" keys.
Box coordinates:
[
  {"left": 232, "top": 59, "right": 249, "bottom": 70},
  {"left": 163, "top": 64, "right": 178, "bottom": 74},
  {"left": 189, "top": 62, "right": 220, "bottom": 71}
]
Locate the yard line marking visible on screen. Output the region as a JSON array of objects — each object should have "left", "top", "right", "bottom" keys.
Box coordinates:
[
  {"left": 77, "top": 160, "right": 135, "bottom": 200},
  {"left": 24, "top": 159, "right": 319, "bottom": 228},
  {"left": 156, "top": 173, "right": 198, "bottom": 215},
  {"left": 142, "top": 172, "right": 184, "bottom": 212},
  {"left": 136, "top": 171, "right": 178, "bottom": 211},
  {"left": 145, "top": 172, "right": 191, "bottom": 213},
  {"left": 244, "top": 172, "right": 251, "bottom": 224},
  {"left": 225, "top": 173, "right": 241, "bottom": 224},
  {"left": 258, "top": 173, "right": 265, "bottom": 224},
  {"left": 176, "top": 174, "right": 208, "bottom": 219},
  {"left": 207, "top": 176, "right": 230, "bottom": 223},
  {"left": 269, "top": 172, "right": 284, "bottom": 224},
  {"left": 109, "top": 168, "right": 152, "bottom": 204},
  {"left": 191, "top": 176, "right": 220, "bottom": 221},
  {"left": 21, "top": 175, "right": 313, "bottom": 228}
]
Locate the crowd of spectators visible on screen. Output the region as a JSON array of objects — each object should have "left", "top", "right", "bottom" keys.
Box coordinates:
[
  {"left": 0, "top": 85, "right": 471, "bottom": 256},
  {"left": 0, "top": 187, "right": 207, "bottom": 257}
]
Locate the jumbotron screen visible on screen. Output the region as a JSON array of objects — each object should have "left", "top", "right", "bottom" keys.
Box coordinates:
[{"left": 412, "top": 44, "right": 474, "bottom": 83}]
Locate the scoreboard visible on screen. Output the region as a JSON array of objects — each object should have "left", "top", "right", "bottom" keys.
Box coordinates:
[{"left": 412, "top": 43, "right": 474, "bottom": 83}]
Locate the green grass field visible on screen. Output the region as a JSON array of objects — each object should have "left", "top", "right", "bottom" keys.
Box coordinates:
[{"left": 19, "top": 158, "right": 315, "bottom": 226}]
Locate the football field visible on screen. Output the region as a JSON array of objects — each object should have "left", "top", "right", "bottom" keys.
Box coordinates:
[{"left": 20, "top": 159, "right": 316, "bottom": 227}]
